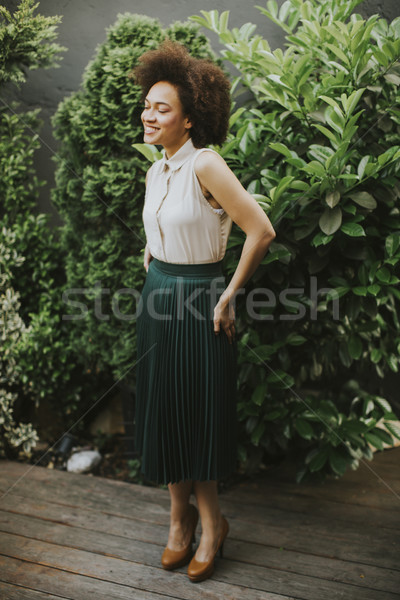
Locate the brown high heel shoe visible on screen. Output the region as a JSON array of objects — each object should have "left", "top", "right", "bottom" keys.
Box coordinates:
[
  {"left": 187, "top": 516, "right": 229, "bottom": 583},
  {"left": 161, "top": 503, "right": 199, "bottom": 570}
]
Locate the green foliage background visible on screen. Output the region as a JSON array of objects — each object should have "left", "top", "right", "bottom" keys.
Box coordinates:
[
  {"left": 2, "top": 0, "right": 399, "bottom": 481},
  {"left": 192, "top": 0, "right": 400, "bottom": 480},
  {"left": 0, "top": 0, "right": 114, "bottom": 457},
  {"left": 0, "top": 0, "right": 86, "bottom": 456}
]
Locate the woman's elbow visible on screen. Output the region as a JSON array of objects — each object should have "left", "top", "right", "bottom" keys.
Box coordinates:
[
  {"left": 261, "top": 225, "right": 276, "bottom": 245},
  {"left": 246, "top": 222, "right": 276, "bottom": 248}
]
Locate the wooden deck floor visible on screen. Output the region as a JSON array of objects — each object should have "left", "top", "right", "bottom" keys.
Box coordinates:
[{"left": 0, "top": 448, "right": 399, "bottom": 600}]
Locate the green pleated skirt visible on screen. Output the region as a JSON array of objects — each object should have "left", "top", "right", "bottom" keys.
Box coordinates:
[{"left": 134, "top": 258, "right": 238, "bottom": 485}]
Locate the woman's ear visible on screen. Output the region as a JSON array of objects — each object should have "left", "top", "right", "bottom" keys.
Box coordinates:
[{"left": 184, "top": 116, "right": 192, "bottom": 130}]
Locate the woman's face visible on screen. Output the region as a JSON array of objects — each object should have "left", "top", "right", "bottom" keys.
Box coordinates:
[{"left": 141, "top": 80, "right": 192, "bottom": 154}]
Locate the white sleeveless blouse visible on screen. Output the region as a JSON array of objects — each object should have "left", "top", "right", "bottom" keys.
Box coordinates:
[{"left": 142, "top": 137, "right": 233, "bottom": 264}]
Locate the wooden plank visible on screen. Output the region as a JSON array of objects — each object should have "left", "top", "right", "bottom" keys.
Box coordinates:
[
  {"left": 368, "top": 448, "right": 400, "bottom": 467},
  {"left": 225, "top": 483, "right": 400, "bottom": 529},
  {"left": 2, "top": 490, "right": 400, "bottom": 582},
  {"left": 3, "top": 473, "right": 398, "bottom": 539},
  {"left": 1, "top": 461, "right": 399, "bottom": 534},
  {"left": 237, "top": 467, "right": 400, "bottom": 509},
  {"left": 0, "top": 580, "right": 70, "bottom": 599},
  {"left": 2, "top": 460, "right": 399, "bottom": 535},
  {"left": 2, "top": 456, "right": 399, "bottom": 514},
  {"left": 0, "top": 534, "right": 291, "bottom": 600},
  {"left": 2, "top": 456, "right": 399, "bottom": 519},
  {"left": 2, "top": 455, "right": 400, "bottom": 502},
  {"left": 0, "top": 556, "right": 199, "bottom": 600},
  {"left": 0, "top": 529, "right": 398, "bottom": 600},
  {"left": 1, "top": 509, "right": 399, "bottom": 595},
  {"left": 1, "top": 478, "right": 398, "bottom": 571}
]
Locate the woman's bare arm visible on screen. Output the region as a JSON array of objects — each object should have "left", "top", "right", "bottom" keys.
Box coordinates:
[{"left": 195, "top": 151, "right": 276, "bottom": 343}]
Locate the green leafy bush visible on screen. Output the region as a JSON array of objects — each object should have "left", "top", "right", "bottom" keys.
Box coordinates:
[
  {"left": 0, "top": 0, "right": 65, "bottom": 84},
  {"left": 51, "top": 14, "right": 220, "bottom": 386},
  {"left": 0, "top": 0, "right": 99, "bottom": 448},
  {"left": 0, "top": 227, "right": 38, "bottom": 457},
  {"left": 192, "top": 0, "right": 400, "bottom": 480}
]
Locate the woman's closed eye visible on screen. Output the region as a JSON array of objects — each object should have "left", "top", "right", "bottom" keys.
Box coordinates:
[{"left": 144, "top": 105, "right": 168, "bottom": 113}]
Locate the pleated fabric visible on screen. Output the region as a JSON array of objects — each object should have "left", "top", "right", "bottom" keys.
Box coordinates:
[{"left": 134, "top": 258, "right": 238, "bottom": 485}]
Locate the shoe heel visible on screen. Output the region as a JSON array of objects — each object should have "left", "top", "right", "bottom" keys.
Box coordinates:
[
  {"left": 192, "top": 532, "right": 196, "bottom": 544},
  {"left": 219, "top": 541, "right": 224, "bottom": 558}
]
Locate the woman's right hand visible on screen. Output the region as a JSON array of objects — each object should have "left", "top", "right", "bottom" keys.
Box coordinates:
[{"left": 144, "top": 244, "right": 153, "bottom": 272}]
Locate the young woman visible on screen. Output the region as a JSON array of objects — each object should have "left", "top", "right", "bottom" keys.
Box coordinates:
[{"left": 131, "top": 40, "right": 275, "bottom": 583}]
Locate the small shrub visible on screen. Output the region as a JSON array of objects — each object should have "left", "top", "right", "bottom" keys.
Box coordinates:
[
  {"left": 0, "top": 0, "right": 65, "bottom": 85},
  {"left": 0, "top": 227, "right": 38, "bottom": 457}
]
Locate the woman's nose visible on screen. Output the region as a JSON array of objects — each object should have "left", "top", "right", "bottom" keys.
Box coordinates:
[{"left": 143, "top": 108, "right": 156, "bottom": 121}]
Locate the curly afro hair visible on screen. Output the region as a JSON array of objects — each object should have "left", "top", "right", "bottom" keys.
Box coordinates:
[{"left": 130, "top": 39, "right": 231, "bottom": 148}]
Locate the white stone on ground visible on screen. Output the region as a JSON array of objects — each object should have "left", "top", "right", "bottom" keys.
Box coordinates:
[{"left": 67, "top": 450, "right": 102, "bottom": 473}]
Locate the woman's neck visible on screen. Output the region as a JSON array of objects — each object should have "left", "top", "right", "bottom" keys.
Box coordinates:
[{"left": 164, "top": 133, "right": 191, "bottom": 160}]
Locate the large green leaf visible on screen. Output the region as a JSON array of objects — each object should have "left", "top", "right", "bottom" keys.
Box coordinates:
[
  {"left": 306, "top": 447, "right": 329, "bottom": 471},
  {"left": 251, "top": 422, "right": 266, "bottom": 446},
  {"left": 132, "top": 144, "right": 162, "bottom": 163},
  {"left": 364, "top": 432, "right": 384, "bottom": 450},
  {"left": 294, "top": 418, "right": 314, "bottom": 439},
  {"left": 348, "top": 334, "right": 362, "bottom": 359},
  {"left": 385, "top": 422, "right": 400, "bottom": 440},
  {"left": 252, "top": 383, "right": 267, "bottom": 406},
  {"left": 349, "top": 191, "right": 377, "bottom": 209},
  {"left": 319, "top": 206, "right": 342, "bottom": 235},
  {"left": 341, "top": 222, "right": 366, "bottom": 237},
  {"left": 325, "top": 190, "right": 340, "bottom": 207},
  {"left": 329, "top": 448, "right": 350, "bottom": 476},
  {"left": 385, "top": 234, "right": 400, "bottom": 257}
]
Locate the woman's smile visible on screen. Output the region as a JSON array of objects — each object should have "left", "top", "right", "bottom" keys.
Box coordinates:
[{"left": 144, "top": 125, "right": 159, "bottom": 134}]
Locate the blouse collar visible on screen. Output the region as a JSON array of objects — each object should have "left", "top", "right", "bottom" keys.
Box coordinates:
[{"left": 161, "top": 137, "right": 197, "bottom": 172}]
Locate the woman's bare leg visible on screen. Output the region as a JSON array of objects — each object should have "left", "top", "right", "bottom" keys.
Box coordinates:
[
  {"left": 166, "top": 480, "right": 194, "bottom": 550},
  {"left": 192, "top": 480, "right": 224, "bottom": 561}
]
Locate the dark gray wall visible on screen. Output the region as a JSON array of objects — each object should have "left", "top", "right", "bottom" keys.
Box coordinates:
[{"left": 2, "top": 0, "right": 399, "bottom": 224}]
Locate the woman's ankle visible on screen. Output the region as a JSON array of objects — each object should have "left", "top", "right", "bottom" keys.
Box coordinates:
[{"left": 170, "top": 502, "right": 193, "bottom": 523}]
